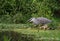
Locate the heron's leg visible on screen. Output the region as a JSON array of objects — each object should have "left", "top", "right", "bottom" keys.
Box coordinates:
[
  {"left": 41, "top": 25, "right": 48, "bottom": 30},
  {"left": 38, "top": 24, "right": 43, "bottom": 30},
  {"left": 33, "top": 25, "right": 39, "bottom": 28}
]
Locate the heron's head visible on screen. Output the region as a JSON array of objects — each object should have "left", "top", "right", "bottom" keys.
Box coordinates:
[{"left": 28, "top": 17, "right": 36, "bottom": 23}]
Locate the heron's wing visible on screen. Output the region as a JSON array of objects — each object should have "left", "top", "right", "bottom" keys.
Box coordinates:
[{"left": 37, "top": 17, "right": 52, "bottom": 24}]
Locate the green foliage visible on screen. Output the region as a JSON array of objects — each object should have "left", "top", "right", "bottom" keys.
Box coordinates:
[
  {"left": 0, "top": 0, "right": 60, "bottom": 23},
  {"left": 3, "top": 35, "right": 11, "bottom": 41},
  {"left": 49, "top": 22, "right": 58, "bottom": 30},
  {"left": 0, "top": 31, "right": 34, "bottom": 41},
  {"left": 0, "top": 24, "right": 33, "bottom": 29},
  {"left": 0, "top": 30, "right": 60, "bottom": 41}
]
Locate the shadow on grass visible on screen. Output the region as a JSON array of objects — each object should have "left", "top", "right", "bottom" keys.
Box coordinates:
[{"left": 0, "top": 31, "right": 34, "bottom": 41}]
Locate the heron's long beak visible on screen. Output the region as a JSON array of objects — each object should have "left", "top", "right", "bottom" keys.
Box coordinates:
[{"left": 27, "top": 19, "right": 33, "bottom": 23}]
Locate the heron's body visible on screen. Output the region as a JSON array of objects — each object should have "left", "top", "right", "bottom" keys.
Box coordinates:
[
  {"left": 36, "top": 17, "right": 51, "bottom": 25},
  {"left": 29, "top": 17, "right": 52, "bottom": 25},
  {"left": 28, "top": 17, "right": 52, "bottom": 30}
]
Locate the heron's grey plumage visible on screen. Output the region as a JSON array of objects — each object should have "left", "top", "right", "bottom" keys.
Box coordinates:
[{"left": 28, "top": 17, "right": 52, "bottom": 26}]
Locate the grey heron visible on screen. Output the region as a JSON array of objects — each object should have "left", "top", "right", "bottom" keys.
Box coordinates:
[{"left": 28, "top": 17, "right": 52, "bottom": 30}]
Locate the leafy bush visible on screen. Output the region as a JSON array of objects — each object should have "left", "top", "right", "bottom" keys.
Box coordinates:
[
  {"left": 0, "top": 0, "right": 60, "bottom": 23},
  {"left": 48, "top": 18, "right": 59, "bottom": 30}
]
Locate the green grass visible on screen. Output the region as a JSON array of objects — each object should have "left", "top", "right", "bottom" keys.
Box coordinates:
[
  {"left": 13, "top": 29, "right": 60, "bottom": 41},
  {"left": 0, "top": 23, "right": 60, "bottom": 41},
  {"left": 14, "top": 29, "right": 60, "bottom": 37},
  {"left": 1, "top": 29, "right": 60, "bottom": 41},
  {"left": 0, "top": 23, "right": 32, "bottom": 29}
]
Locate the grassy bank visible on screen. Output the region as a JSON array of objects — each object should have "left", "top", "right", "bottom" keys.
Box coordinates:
[
  {"left": 0, "top": 23, "right": 60, "bottom": 41},
  {"left": 0, "top": 29, "right": 60, "bottom": 41}
]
